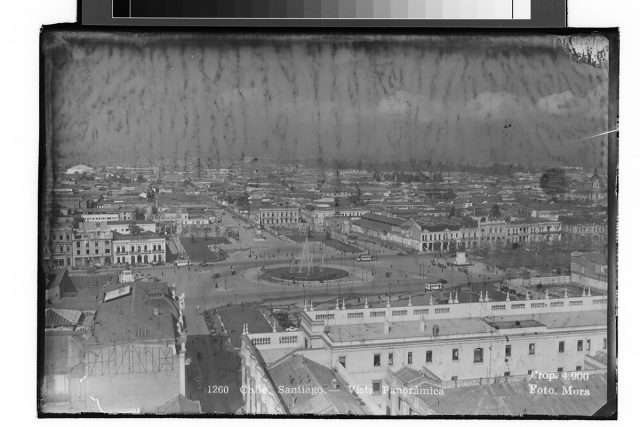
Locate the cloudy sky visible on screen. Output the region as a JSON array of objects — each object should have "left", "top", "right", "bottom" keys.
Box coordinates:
[{"left": 44, "top": 32, "right": 610, "bottom": 168}]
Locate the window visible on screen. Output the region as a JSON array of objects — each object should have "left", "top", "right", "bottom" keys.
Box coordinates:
[
  {"left": 558, "top": 367, "right": 563, "bottom": 372},
  {"left": 373, "top": 354, "right": 380, "bottom": 367},
  {"left": 577, "top": 340, "right": 583, "bottom": 351},
  {"left": 586, "top": 339, "right": 591, "bottom": 351},
  {"left": 338, "top": 356, "right": 346, "bottom": 368},
  {"left": 452, "top": 349, "right": 459, "bottom": 361},
  {"left": 527, "top": 370, "right": 533, "bottom": 376},
  {"left": 451, "top": 375, "right": 458, "bottom": 381},
  {"left": 559, "top": 341, "right": 565, "bottom": 353},
  {"left": 426, "top": 350, "right": 433, "bottom": 363},
  {"left": 388, "top": 353, "right": 394, "bottom": 366},
  {"left": 505, "top": 345, "right": 511, "bottom": 357},
  {"left": 504, "top": 372, "right": 511, "bottom": 377},
  {"left": 603, "top": 338, "right": 607, "bottom": 350},
  {"left": 407, "top": 352, "right": 413, "bottom": 364},
  {"left": 474, "top": 348, "right": 484, "bottom": 363},
  {"left": 576, "top": 365, "right": 582, "bottom": 371},
  {"left": 529, "top": 343, "right": 535, "bottom": 355},
  {"left": 372, "top": 381, "right": 382, "bottom": 395}
]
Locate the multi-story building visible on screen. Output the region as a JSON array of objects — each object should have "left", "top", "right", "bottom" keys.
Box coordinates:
[
  {"left": 81, "top": 213, "right": 119, "bottom": 223},
  {"left": 112, "top": 232, "right": 166, "bottom": 265},
  {"left": 418, "top": 218, "right": 478, "bottom": 252},
  {"left": 474, "top": 218, "right": 562, "bottom": 249},
  {"left": 300, "top": 204, "right": 335, "bottom": 230},
  {"left": 42, "top": 281, "right": 191, "bottom": 413},
  {"left": 258, "top": 206, "right": 300, "bottom": 227},
  {"left": 561, "top": 216, "right": 607, "bottom": 245},
  {"left": 71, "top": 222, "right": 113, "bottom": 268},
  {"left": 241, "top": 292, "right": 607, "bottom": 415},
  {"left": 43, "top": 224, "right": 74, "bottom": 268}
]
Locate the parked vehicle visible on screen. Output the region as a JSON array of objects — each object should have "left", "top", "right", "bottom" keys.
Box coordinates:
[
  {"left": 425, "top": 283, "right": 443, "bottom": 291},
  {"left": 174, "top": 260, "right": 191, "bottom": 267},
  {"left": 357, "top": 254, "right": 376, "bottom": 262}
]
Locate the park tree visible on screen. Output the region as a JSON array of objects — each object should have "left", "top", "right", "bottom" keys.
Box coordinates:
[
  {"left": 540, "top": 168, "right": 569, "bottom": 199},
  {"left": 489, "top": 204, "right": 502, "bottom": 220},
  {"left": 129, "top": 222, "right": 143, "bottom": 235}
]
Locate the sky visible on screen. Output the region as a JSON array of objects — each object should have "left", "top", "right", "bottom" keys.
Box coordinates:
[{"left": 44, "top": 32, "right": 611, "bottom": 169}]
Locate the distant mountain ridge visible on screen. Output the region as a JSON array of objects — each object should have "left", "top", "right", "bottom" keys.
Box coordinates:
[{"left": 44, "top": 33, "right": 611, "bottom": 169}]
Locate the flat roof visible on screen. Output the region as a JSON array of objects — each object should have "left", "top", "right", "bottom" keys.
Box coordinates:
[
  {"left": 94, "top": 281, "right": 177, "bottom": 345},
  {"left": 325, "top": 310, "right": 607, "bottom": 343},
  {"left": 326, "top": 318, "right": 495, "bottom": 343}
]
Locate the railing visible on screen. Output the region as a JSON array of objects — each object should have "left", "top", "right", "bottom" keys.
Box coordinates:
[
  {"left": 301, "top": 294, "right": 607, "bottom": 327},
  {"left": 505, "top": 276, "right": 571, "bottom": 287},
  {"left": 247, "top": 331, "right": 305, "bottom": 350}
]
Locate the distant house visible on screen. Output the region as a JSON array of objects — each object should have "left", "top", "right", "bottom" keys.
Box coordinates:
[{"left": 65, "top": 164, "right": 94, "bottom": 175}]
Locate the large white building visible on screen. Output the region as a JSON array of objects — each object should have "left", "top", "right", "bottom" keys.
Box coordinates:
[
  {"left": 241, "top": 292, "right": 607, "bottom": 416},
  {"left": 112, "top": 232, "right": 166, "bottom": 265}
]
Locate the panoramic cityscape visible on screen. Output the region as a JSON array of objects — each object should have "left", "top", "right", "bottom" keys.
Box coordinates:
[
  {"left": 40, "top": 159, "right": 609, "bottom": 415},
  {"left": 39, "top": 31, "right": 612, "bottom": 416}
]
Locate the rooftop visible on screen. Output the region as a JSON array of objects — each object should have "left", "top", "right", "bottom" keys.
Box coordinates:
[
  {"left": 93, "top": 281, "right": 178, "bottom": 345},
  {"left": 268, "top": 354, "right": 365, "bottom": 415},
  {"left": 112, "top": 231, "right": 164, "bottom": 241},
  {"left": 325, "top": 317, "right": 495, "bottom": 343},
  {"left": 413, "top": 372, "right": 607, "bottom": 416}
]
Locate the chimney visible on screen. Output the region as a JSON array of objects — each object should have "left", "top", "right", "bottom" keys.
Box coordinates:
[
  {"left": 364, "top": 298, "right": 369, "bottom": 309},
  {"left": 408, "top": 295, "right": 412, "bottom": 307}
]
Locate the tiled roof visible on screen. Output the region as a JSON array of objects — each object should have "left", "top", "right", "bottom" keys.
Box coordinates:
[
  {"left": 45, "top": 308, "right": 83, "bottom": 329},
  {"left": 416, "top": 373, "right": 607, "bottom": 416},
  {"left": 268, "top": 354, "right": 364, "bottom": 415}
]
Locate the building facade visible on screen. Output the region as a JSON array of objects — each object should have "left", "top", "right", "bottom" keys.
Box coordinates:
[
  {"left": 258, "top": 206, "right": 300, "bottom": 227},
  {"left": 112, "top": 233, "right": 166, "bottom": 265},
  {"left": 241, "top": 293, "right": 607, "bottom": 415},
  {"left": 72, "top": 222, "right": 113, "bottom": 268},
  {"left": 44, "top": 224, "right": 74, "bottom": 268}
]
